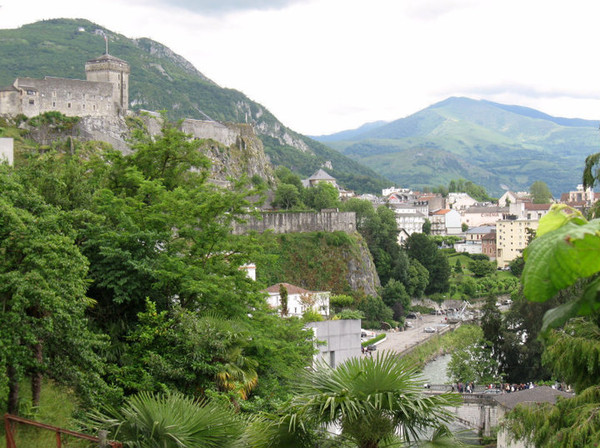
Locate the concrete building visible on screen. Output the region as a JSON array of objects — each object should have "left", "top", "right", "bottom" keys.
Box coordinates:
[
  {"left": 462, "top": 205, "right": 509, "bottom": 227},
  {"left": 305, "top": 319, "right": 361, "bottom": 368},
  {"left": 0, "top": 137, "right": 14, "bottom": 165},
  {"left": 264, "top": 282, "right": 330, "bottom": 318},
  {"left": 447, "top": 192, "right": 477, "bottom": 210},
  {"left": 430, "top": 209, "right": 462, "bottom": 235},
  {"left": 509, "top": 202, "right": 551, "bottom": 221},
  {"left": 496, "top": 219, "right": 539, "bottom": 268},
  {"left": 0, "top": 52, "right": 129, "bottom": 118}
]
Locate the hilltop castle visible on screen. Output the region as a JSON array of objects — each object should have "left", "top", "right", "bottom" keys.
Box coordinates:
[{"left": 0, "top": 52, "right": 130, "bottom": 118}]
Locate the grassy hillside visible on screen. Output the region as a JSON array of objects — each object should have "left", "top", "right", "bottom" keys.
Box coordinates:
[
  {"left": 324, "top": 97, "right": 600, "bottom": 196},
  {"left": 0, "top": 19, "right": 390, "bottom": 194}
]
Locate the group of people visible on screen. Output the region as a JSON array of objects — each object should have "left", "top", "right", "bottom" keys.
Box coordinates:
[{"left": 452, "top": 382, "right": 475, "bottom": 393}]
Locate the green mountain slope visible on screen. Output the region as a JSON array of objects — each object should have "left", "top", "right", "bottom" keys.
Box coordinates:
[
  {"left": 0, "top": 18, "right": 389, "bottom": 194},
  {"left": 323, "top": 97, "right": 599, "bottom": 196}
]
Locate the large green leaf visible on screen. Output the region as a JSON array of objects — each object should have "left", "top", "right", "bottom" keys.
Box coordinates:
[{"left": 522, "top": 218, "right": 600, "bottom": 303}]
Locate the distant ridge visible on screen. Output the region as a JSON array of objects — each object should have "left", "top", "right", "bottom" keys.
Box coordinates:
[{"left": 315, "top": 97, "right": 600, "bottom": 197}]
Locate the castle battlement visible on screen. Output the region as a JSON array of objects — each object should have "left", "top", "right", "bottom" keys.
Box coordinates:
[{"left": 0, "top": 52, "right": 129, "bottom": 118}]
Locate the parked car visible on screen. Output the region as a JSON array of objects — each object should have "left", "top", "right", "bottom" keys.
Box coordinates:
[
  {"left": 405, "top": 321, "right": 413, "bottom": 328},
  {"left": 366, "top": 344, "right": 377, "bottom": 351},
  {"left": 406, "top": 313, "right": 417, "bottom": 319},
  {"left": 423, "top": 327, "right": 436, "bottom": 333}
]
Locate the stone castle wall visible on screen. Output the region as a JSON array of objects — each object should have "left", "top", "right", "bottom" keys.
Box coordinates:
[
  {"left": 181, "top": 118, "right": 240, "bottom": 146},
  {"left": 232, "top": 211, "right": 357, "bottom": 235},
  {"left": 3, "top": 77, "right": 115, "bottom": 118}
]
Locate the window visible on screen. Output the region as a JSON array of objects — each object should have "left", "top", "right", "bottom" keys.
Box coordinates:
[
  {"left": 26, "top": 90, "right": 35, "bottom": 95},
  {"left": 52, "top": 102, "right": 56, "bottom": 107},
  {"left": 67, "top": 103, "right": 71, "bottom": 108},
  {"left": 28, "top": 99, "right": 34, "bottom": 105}
]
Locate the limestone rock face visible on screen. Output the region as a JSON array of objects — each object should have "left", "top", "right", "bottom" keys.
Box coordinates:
[{"left": 346, "top": 237, "right": 381, "bottom": 296}]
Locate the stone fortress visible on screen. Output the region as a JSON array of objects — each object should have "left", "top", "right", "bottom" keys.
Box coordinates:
[{"left": 0, "top": 52, "right": 130, "bottom": 118}]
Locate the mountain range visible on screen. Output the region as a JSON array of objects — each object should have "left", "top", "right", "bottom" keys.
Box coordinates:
[
  {"left": 0, "top": 18, "right": 389, "bottom": 194},
  {"left": 2, "top": 19, "right": 598, "bottom": 198},
  {"left": 314, "top": 97, "right": 600, "bottom": 197}
]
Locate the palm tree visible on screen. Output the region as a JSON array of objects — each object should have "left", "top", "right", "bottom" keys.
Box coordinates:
[
  {"left": 283, "top": 351, "right": 462, "bottom": 448},
  {"left": 89, "top": 391, "right": 244, "bottom": 448}
]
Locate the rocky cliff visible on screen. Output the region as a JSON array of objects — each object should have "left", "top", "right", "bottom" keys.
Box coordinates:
[{"left": 256, "top": 231, "right": 380, "bottom": 297}]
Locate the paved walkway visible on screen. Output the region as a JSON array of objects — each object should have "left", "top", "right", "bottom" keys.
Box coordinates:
[{"left": 373, "top": 314, "right": 453, "bottom": 355}]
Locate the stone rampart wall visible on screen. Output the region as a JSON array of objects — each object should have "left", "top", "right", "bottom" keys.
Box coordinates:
[
  {"left": 181, "top": 119, "right": 240, "bottom": 146},
  {"left": 232, "top": 211, "right": 356, "bottom": 235}
]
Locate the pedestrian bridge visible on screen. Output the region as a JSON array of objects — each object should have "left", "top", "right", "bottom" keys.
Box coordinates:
[{"left": 423, "top": 385, "right": 500, "bottom": 436}]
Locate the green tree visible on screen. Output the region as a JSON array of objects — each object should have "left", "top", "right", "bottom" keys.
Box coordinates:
[
  {"left": 454, "top": 259, "right": 463, "bottom": 274},
  {"left": 422, "top": 218, "right": 432, "bottom": 235},
  {"left": 358, "top": 296, "right": 394, "bottom": 328},
  {"left": 303, "top": 182, "right": 339, "bottom": 211},
  {"left": 0, "top": 165, "right": 107, "bottom": 413},
  {"left": 529, "top": 180, "right": 553, "bottom": 204},
  {"left": 468, "top": 259, "right": 495, "bottom": 277},
  {"left": 448, "top": 341, "right": 503, "bottom": 385},
  {"left": 405, "top": 233, "right": 450, "bottom": 294},
  {"left": 380, "top": 279, "right": 410, "bottom": 321},
  {"left": 273, "top": 183, "right": 301, "bottom": 210},
  {"left": 503, "top": 204, "right": 600, "bottom": 446},
  {"left": 406, "top": 258, "right": 429, "bottom": 298},
  {"left": 340, "top": 198, "right": 376, "bottom": 232},
  {"left": 282, "top": 351, "right": 461, "bottom": 448},
  {"left": 329, "top": 294, "right": 355, "bottom": 313}
]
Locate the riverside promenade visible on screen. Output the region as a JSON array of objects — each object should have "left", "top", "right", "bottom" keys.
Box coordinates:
[{"left": 373, "top": 313, "right": 456, "bottom": 356}]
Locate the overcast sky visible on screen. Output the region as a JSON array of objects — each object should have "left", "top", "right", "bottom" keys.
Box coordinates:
[{"left": 1, "top": 0, "right": 600, "bottom": 135}]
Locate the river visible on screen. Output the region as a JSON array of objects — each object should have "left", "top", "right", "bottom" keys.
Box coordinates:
[{"left": 421, "top": 354, "right": 483, "bottom": 446}]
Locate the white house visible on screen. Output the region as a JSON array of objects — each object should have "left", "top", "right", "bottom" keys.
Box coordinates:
[
  {"left": 264, "top": 282, "right": 330, "bottom": 318},
  {"left": 447, "top": 192, "right": 477, "bottom": 210},
  {"left": 392, "top": 205, "right": 427, "bottom": 243}
]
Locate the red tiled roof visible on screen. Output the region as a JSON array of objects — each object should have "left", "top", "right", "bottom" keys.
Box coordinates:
[
  {"left": 432, "top": 209, "right": 451, "bottom": 215},
  {"left": 264, "top": 283, "right": 312, "bottom": 295},
  {"left": 524, "top": 203, "right": 552, "bottom": 210}
]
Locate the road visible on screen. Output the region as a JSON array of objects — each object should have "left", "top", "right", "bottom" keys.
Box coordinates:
[{"left": 373, "top": 314, "right": 453, "bottom": 355}]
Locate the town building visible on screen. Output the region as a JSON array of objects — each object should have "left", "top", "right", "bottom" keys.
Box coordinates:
[
  {"left": 430, "top": 209, "right": 462, "bottom": 235},
  {"left": 454, "top": 225, "right": 496, "bottom": 256},
  {"left": 0, "top": 52, "right": 130, "bottom": 118},
  {"left": 302, "top": 169, "right": 337, "bottom": 189},
  {"left": 305, "top": 319, "right": 361, "bottom": 368},
  {"left": 263, "top": 282, "right": 330, "bottom": 318},
  {"left": 392, "top": 205, "right": 427, "bottom": 244},
  {"left": 559, "top": 184, "right": 599, "bottom": 211},
  {"left": 498, "top": 191, "right": 531, "bottom": 207},
  {"left": 481, "top": 232, "right": 497, "bottom": 260},
  {"left": 447, "top": 192, "right": 477, "bottom": 210},
  {"left": 496, "top": 218, "right": 539, "bottom": 268},
  {"left": 494, "top": 386, "right": 573, "bottom": 448},
  {"left": 462, "top": 205, "right": 509, "bottom": 228}
]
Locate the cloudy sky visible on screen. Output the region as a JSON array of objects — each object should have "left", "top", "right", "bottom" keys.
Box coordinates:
[{"left": 1, "top": 0, "right": 600, "bottom": 135}]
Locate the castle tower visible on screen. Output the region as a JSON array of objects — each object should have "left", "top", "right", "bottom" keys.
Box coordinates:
[{"left": 85, "top": 53, "right": 130, "bottom": 114}]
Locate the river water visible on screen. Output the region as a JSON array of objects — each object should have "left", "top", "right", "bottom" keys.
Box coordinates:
[{"left": 421, "top": 354, "right": 483, "bottom": 446}]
